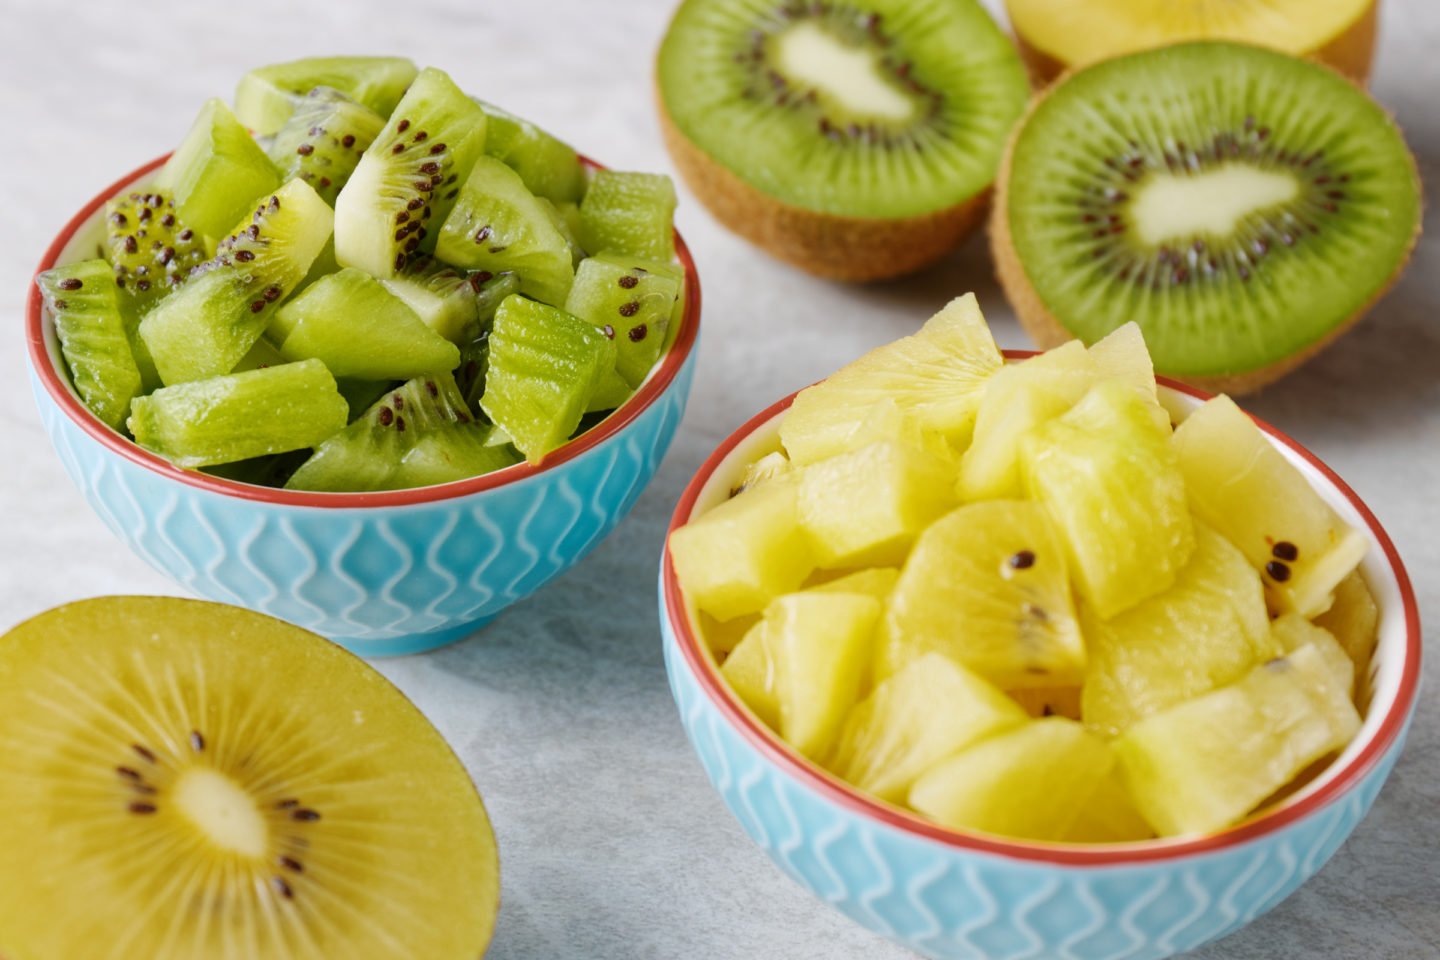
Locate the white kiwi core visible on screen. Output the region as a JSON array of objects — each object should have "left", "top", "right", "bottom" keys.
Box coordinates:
[
  {"left": 173, "top": 767, "right": 269, "bottom": 859},
  {"left": 1131, "top": 165, "right": 1300, "bottom": 246},
  {"left": 776, "top": 22, "right": 915, "bottom": 121}
]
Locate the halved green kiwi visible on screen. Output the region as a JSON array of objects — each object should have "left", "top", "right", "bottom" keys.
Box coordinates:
[
  {"left": 656, "top": 0, "right": 1029, "bottom": 280},
  {"left": 993, "top": 41, "right": 1421, "bottom": 393},
  {"left": 0, "top": 596, "right": 498, "bottom": 959}
]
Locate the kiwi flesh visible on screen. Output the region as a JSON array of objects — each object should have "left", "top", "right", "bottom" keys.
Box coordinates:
[
  {"left": 992, "top": 41, "right": 1420, "bottom": 394},
  {"left": 0, "top": 596, "right": 498, "bottom": 959},
  {"left": 333, "top": 67, "right": 489, "bottom": 277},
  {"left": 155, "top": 99, "right": 282, "bottom": 242},
  {"left": 104, "top": 189, "right": 211, "bottom": 315},
  {"left": 382, "top": 256, "right": 519, "bottom": 344},
  {"left": 473, "top": 98, "right": 587, "bottom": 204},
  {"left": 235, "top": 55, "right": 418, "bottom": 136},
  {"left": 578, "top": 170, "right": 677, "bottom": 263},
  {"left": 35, "top": 259, "right": 144, "bottom": 431},
  {"left": 1004, "top": 0, "right": 1378, "bottom": 86},
  {"left": 564, "top": 255, "right": 679, "bottom": 387},
  {"left": 139, "top": 179, "right": 334, "bottom": 385},
  {"left": 656, "top": 0, "right": 1029, "bottom": 280},
  {"left": 267, "top": 88, "right": 386, "bottom": 205}
]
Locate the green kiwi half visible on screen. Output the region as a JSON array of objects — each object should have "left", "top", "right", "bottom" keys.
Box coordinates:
[
  {"left": 993, "top": 41, "right": 1421, "bottom": 393},
  {"left": 656, "top": 0, "right": 1029, "bottom": 280},
  {"left": 0, "top": 596, "right": 498, "bottom": 959}
]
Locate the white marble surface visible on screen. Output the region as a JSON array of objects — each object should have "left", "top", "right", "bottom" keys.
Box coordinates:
[{"left": 2, "top": 1, "right": 1437, "bottom": 957}]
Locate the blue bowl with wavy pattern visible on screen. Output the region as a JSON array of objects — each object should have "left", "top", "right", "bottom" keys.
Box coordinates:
[
  {"left": 659, "top": 382, "right": 1421, "bottom": 960},
  {"left": 28, "top": 155, "right": 700, "bottom": 657}
]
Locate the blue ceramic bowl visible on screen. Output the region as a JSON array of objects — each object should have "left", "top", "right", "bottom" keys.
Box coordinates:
[
  {"left": 659, "top": 376, "right": 1421, "bottom": 960},
  {"left": 28, "top": 156, "right": 701, "bottom": 657}
]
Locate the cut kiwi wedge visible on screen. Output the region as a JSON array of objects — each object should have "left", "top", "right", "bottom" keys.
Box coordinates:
[
  {"left": 267, "top": 87, "right": 386, "bottom": 205},
  {"left": 993, "top": 41, "right": 1421, "bottom": 393},
  {"left": 474, "top": 98, "right": 587, "bottom": 204},
  {"left": 235, "top": 55, "right": 418, "bottom": 136},
  {"left": 155, "top": 99, "right": 282, "bottom": 242},
  {"left": 104, "top": 189, "right": 210, "bottom": 315},
  {"left": 36, "top": 259, "right": 144, "bottom": 431},
  {"left": 656, "top": 0, "right": 1029, "bottom": 280},
  {"left": 1005, "top": 0, "right": 1377, "bottom": 85},
  {"left": 564, "top": 254, "right": 679, "bottom": 387},
  {"left": 0, "top": 596, "right": 498, "bottom": 959},
  {"left": 140, "top": 179, "right": 334, "bottom": 385},
  {"left": 578, "top": 170, "right": 677, "bottom": 263},
  {"left": 334, "top": 67, "right": 489, "bottom": 277},
  {"left": 383, "top": 257, "right": 519, "bottom": 344}
]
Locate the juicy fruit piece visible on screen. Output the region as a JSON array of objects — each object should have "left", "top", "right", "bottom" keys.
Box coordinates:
[
  {"left": 781, "top": 294, "right": 1002, "bottom": 465},
  {"left": 140, "top": 180, "right": 334, "bottom": 384},
  {"left": 1065, "top": 770, "right": 1155, "bottom": 843},
  {"left": 734, "top": 450, "right": 791, "bottom": 496},
  {"left": 287, "top": 373, "right": 512, "bottom": 492},
  {"left": 1116, "top": 643, "right": 1361, "bottom": 836},
  {"left": 36, "top": 260, "right": 143, "bottom": 430},
  {"left": 155, "top": 99, "right": 280, "bottom": 241},
  {"left": 958, "top": 341, "right": 1098, "bottom": 500},
  {"left": 844, "top": 397, "right": 956, "bottom": 465},
  {"left": 334, "top": 67, "right": 489, "bottom": 277},
  {"left": 1314, "top": 570, "right": 1380, "bottom": 690},
  {"left": 721, "top": 621, "right": 780, "bottom": 730},
  {"left": 267, "top": 88, "right": 386, "bottom": 204},
  {"left": 1271, "top": 614, "right": 1355, "bottom": 699},
  {"left": 128, "top": 360, "right": 348, "bottom": 468},
  {"left": 670, "top": 478, "right": 816, "bottom": 621},
  {"left": 807, "top": 566, "right": 899, "bottom": 600},
  {"left": 656, "top": 0, "right": 1028, "bottom": 280},
  {"left": 475, "top": 99, "right": 587, "bottom": 204},
  {"left": 1174, "top": 394, "right": 1368, "bottom": 616},
  {"left": 797, "top": 439, "right": 956, "bottom": 568},
  {"left": 1005, "top": 0, "right": 1376, "bottom": 82},
  {"left": 578, "top": 170, "right": 677, "bottom": 262},
  {"left": 385, "top": 258, "right": 519, "bottom": 344},
  {"left": 909, "top": 719, "right": 1115, "bottom": 841},
  {"left": 104, "top": 189, "right": 210, "bottom": 315},
  {"left": 1088, "top": 321, "right": 1157, "bottom": 399},
  {"left": 768, "top": 591, "right": 881, "bottom": 760},
  {"left": 235, "top": 55, "right": 418, "bottom": 135},
  {"left": 435, "top": 155, "right": 576, "bottom": 306},
  {"left": 881, "top": 500, "right": 1086, "bottom": 688},
  {"left": 270, "top": 267, "right": 460, "bottom": 379},
  {"left": 1022, "top": 381, "right": 1193, "bottom": 618},
  {"left": 479, "top": 296, "right": 615, "bottom": 463},
  {"left": 0, "top": 596, "right": 497, "bottom": 959},
  {"left": 994, "top": 42, "right": 1420, "bottom": 392},
  {"left": 1082, "top": 523, "right": 1276, "bottom": 735},
  {"left": 828, "top": 653, "right": 1027, "bottom": 803},
  {"left": 564, "top": 256, "right": 680, "bottom": 387}
]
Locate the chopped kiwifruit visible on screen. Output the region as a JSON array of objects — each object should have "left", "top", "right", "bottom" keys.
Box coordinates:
[
  {"left": 103, "top": 189, "right": 210, "bottom": 318},
  {"left": 993, "top": 41, "right": 1420, "bottom": 393},
  {"left": 0, "top": 596, "right": 498, "bottom": 959},
  {"left": 267, "top": 87, "right": 386, "bottom": 204},
  {"left": 155, "top": 99, "right": 281, "bottom": 242},
  {"left": 656, "top": 0, "right": 1029, "bottom": 280},
  {"left": 235, "top": 55, "right": 418, "bottom": 135},
  {"left": 473, "top": 98, "right": 587, "bottom": 204},
  {"left": 35, "top": 259, "right": 144, "bottom": 431},
  {"left": 1004, "top": 0, "right": 1377, "bottom": 85}
]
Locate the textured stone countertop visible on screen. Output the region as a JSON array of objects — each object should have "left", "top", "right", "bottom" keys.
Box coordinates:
[{"left": 1, "top": 1, "right": 1436, "bottom": 957}]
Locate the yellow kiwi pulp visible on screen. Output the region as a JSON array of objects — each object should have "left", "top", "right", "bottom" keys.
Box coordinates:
[
  {"left": 0, "top": 597, "right": 498, "bottom": 960},
  {"left": 1004, "top": 0, "right": 1377, "bottom": 84}
]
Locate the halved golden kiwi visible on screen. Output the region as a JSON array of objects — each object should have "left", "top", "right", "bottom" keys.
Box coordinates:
[{"left": 0, "top": 597, "right": 498, "bottom": 960}]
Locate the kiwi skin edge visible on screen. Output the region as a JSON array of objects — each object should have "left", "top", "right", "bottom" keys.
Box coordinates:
[
  {"left": 656, "top": 91, "right": 992, "bottom": 283},
  {"left": 1011, "top": 0, "right": 1379, "bottom": 88},
  {"left": 990, "top": 42, "right": 1421, "bottom": 397}
]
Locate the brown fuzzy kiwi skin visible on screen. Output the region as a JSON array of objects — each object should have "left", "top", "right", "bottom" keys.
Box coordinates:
[
  {"left": 990, "top": 44, "right": 1422, "bottom": 396},
  {"left": 1010, "top": 0, "right": 1378, "bottom": 87},
  {"left": 656, "top": 90, "right": 991, "bottom": 283}
]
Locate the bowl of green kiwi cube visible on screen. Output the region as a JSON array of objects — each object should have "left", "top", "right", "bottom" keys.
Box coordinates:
[{"left": 26, "top": 56, "right": 700, "bottom": 657}]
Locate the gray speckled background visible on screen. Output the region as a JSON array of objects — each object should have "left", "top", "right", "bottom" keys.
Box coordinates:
[{"left": 1, "top": 1, "right": 1436, "bottom": 956}]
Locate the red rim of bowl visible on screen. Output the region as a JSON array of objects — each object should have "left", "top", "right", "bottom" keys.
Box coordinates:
[
  {"left": 663, "top": 359, "right": 1423, "bottom": 866},
  {"left": 26, "top": 153, "right": 701, "bottom": 508}
]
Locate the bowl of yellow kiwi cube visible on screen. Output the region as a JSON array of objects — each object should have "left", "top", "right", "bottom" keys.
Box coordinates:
[{"left": 659, "top": 294, "right": 1419, "bottom": 960}]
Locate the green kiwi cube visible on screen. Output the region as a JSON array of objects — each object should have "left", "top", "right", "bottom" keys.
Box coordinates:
[
  {"left": 334, "top": 67, "right": 490, "bottom": 277},
  {"left": 35, "top": 260, "right": 144, "bottom": 431},
  {"left": 140, "top": 179, "right": 334, "bottom": 385},
  {"left": 474, "top": 100, "right": 587, "bottom": 204},
  {"left": 587, "top": 367, "right": 633, "bottom": 414},
  {"left": 579, "top": 171, "right": 677, "bottom": 262},
  {"left": 128, "top": 359, "right": 348, "bottom": 468},
  {"left": 155, "top": 99, "right": 281, "bottom": 242},
  {"left": 267, "top": 89, "right": 386, "bottom": 205},
  {"left": 286, "top": 373, "right": 496, "bottom": 492},
  {"left": 435, "top": 156, "right": 576, "bottom": 307},
  {"left": 270, "top": 268, "right": 460, "bottom": 380},
  {"left": 480, "top": 295, "right": 616, "bottom": 463},
  {"left": 564, "top": 255, "right": 679, "bottom": 388},
  {"left": 235, "top": 56, "right": 418, "bottom": 136},
  {"left": 382, "top": 258, "right": 519, "bottom": 344}
]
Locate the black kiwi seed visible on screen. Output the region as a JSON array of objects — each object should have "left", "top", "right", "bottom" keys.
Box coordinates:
[
  {"left": 1008, "top": 550, "right": 1036, "bottom": 570},
  {"left": 278, "top": 855, "right": 304, "bottom": 873},
  {"left": 628, "top": 324, "right": 649, "bottom": 342},
  {"left": 296, "top": 144, "right": 314, "bottom": 156},
  {"left": 58, "top": 277, "right": 83, "bottom": 290},
  {"left": 131, "top": 744, "right": 157, "bottom": 763},
  {"left": 235, "top": 251, "right": 255, "bottom": 262},
  {"left": 249, "top": 300, "right": 266, "bottom": 313},
  {"left": 267, "top": 196, "right": 280, "bottom": 214},
  {"left": 618, "top": 275, "right": 639, "bottom": 289},
  {"left": 618, "top": 301, "right": 641, "bottom": 317},
  {"left": 397, "top": 118, "right": 411, "bottom": 133},
  {"left": 189, "top": 730, "right": 205, "bottom": 752},
  {"left": 341, "top": 134, "right": 356, "bottom": 148},
  {"left": 123, "top": 236, "right": 138, "bottom": 255},
  {"left": 128, "top": 802, "right": 157, "bottom": 815},
  {"left": 271, "top": 876, "right": 294, "bottom": 899},
  {"left": 275, "top": 798, "right": 299, "bottom": 810},
  {"left": 1271, "top": 541, "right": 1299, "bottom": 562},
  {"left": 602, "top": 324, "right": 616, "bottom": 339},
  {"left": 394, "top": 417, "right": 406, "bottom": 434},
  {"left": 1265, "top": 560, "right": 1292, "bottom": 582}
]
